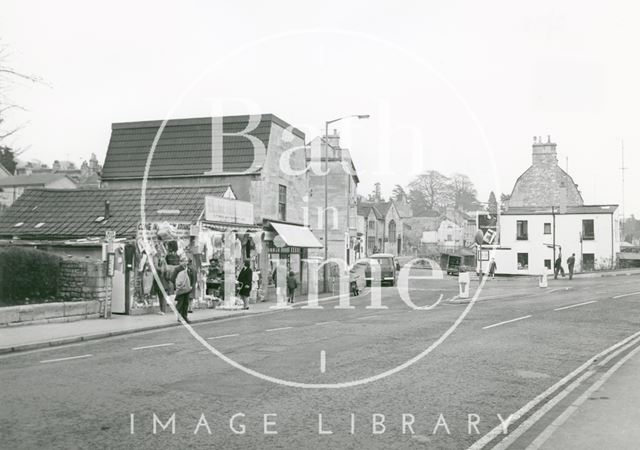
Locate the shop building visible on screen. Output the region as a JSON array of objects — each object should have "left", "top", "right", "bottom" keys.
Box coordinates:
[
  {"left": 100, "top": 113, "right": 322, "bottom": 295},
  {"left": 0, "top": 185, "right": 240, "bottom": 314}
]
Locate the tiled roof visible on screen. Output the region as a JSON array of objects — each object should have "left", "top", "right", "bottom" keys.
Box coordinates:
[
  {"left": 101, "top": 114, "right": 304, "bottom": 180},
  {"left": 0, "top": 186, "right": 231, "bottom": 240},
  {"left": 358, "top": 202, "right": 383, "bottom": 220},
  {"left": 0, "top": 173, "right": 71, "bottom": 187},
  {"left": 502, "top": 205, "right": 618, "bottom": 215}
]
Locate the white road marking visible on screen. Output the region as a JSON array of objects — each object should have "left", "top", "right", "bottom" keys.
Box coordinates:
[
  {"left": 482, "top": 315, "right": 532, "bottom": 330},
  {"left": 315, "top": 321, "right": 337, "bottom": 326},
  {"left": 548, "top": 287, "right": 572, "bottom": 294},
  {"left": 613, "top": 291, "right": 640, "bottom": 299},
  {"left": 40, "top": 354, "right": 93, "bottom": 364},
  {"left": 266, "top": 327, "right": 292, "bottom": 332},
  {"left": 468, "top": 331, "right": 640, "bottom": 450},
  {"left": 132, "top": 343, "right": 174, "bottom": 351},
  {"left": 207, "top": 334, "right": 239, "bottom": 340},
  {"left": 554, "top": 300, "right": 598, "bottom": 311},
  {"left": 320, "top": 350, "right": 326, "bottom": 373},
  {"left": 354, "top": 314, "right": 383, "bottom": 320},
  {"left": 526, "top": 342, "right": 640, "bottom": 449}
]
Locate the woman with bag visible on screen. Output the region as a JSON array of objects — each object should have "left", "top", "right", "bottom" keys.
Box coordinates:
[{"left": 174, "top": 256, "right": 192, "bottom": 323}]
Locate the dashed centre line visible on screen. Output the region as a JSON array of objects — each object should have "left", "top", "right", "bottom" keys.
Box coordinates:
[
  {"left": 266, "top": 327, "right": 293, "bottom": 332},
  {"left": 613, "top": 291, "right": 640, "bottom": 299},
  {"left": 315, "top": 321, "right": 337, "bottom": 326},
  {"left": 40, "top": 354, "right": 93, "bottom": 364},
  {"left": 207, "top": 334, "right": 239, "bottom": 340},
  {"left": 554, "top": 300, "right": 598, "bottom": 311},
  {"left": 132, "top": 343, "right": 174, "bottom": 351},
  {"left": 483, "top": 315, "right": 532, "bottom": 330}
]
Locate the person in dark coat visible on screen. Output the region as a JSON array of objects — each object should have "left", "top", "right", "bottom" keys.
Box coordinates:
[
  {"left": 554, "top": 247, "right": 565, "bottom": 279},
  {"left": 237, "top": 260, "right": 253, "bottom": 310},
  {"left": 286, "top": 271, "right": 298, "bottom": 303},
  {"left": 567, "top": 253, "right": 576, "bottom": 280},
  {"left": 488, "top": 258, "right": 497, "bottom": 279}
]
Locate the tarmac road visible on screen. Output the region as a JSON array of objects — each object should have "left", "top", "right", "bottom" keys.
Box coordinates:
[{"left": 1, "top": 274, "right": 639, "bottom": 449}]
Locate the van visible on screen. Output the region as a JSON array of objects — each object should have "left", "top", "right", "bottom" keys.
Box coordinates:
[{"left": 363, "top": 253, "right": 399, "bottom": 286}]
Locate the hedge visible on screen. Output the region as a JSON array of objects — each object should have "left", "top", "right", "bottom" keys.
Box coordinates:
[{"left": 0, "top": 247, "right": 62, "bottom": 306}]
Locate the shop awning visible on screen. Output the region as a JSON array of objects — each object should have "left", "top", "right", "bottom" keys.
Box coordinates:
[{"left": 270, "top": 222, "right": 322, "bottom": 248}]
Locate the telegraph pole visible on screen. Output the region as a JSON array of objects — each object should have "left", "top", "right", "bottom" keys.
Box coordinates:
[{"left": 620, "top": 140, "right": 628, "bottom": 239}]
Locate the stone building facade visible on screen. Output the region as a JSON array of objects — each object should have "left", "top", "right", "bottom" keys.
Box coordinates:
[
  {"left": 508, "top": 136, "right": 583, "bottom": 208},
  {"left": 306, "top": 132, "right": 359, "bottom": 264}
]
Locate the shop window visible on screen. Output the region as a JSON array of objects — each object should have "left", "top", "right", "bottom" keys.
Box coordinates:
[
  {"left": 516, "top": 220, "right": 528, "bottom": 240},
  {"left": 278, "top": 185, "right": 286, "bottom": 221},
  {"left": 544, "top": 223, "right": 551, "bottom": 234},
  {"left": 517, "top": 253, "right": 528, "bottom": 270},
  {"left": 582, "top": 219, "right": 595, "bottom": 240},
  {"left": 544, "top": 259, "right": 551, "bottom": 269}
]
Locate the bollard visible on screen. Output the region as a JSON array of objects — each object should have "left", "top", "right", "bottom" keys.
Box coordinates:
[
  {"left": 458, "top": 272, "right": 470, "bottom": 298},
  {"left": 539, "top": 272, "right": 548, "bottom": 288}
]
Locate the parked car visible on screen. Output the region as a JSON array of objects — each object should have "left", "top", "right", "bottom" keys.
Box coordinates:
[{"left": 363, "top": 253, "right": 399, "bottom": 286}]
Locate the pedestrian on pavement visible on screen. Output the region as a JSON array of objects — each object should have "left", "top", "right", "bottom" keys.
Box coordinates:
[
  {"left": 567, "top": 253, "right": 576, "bottom": 280},
  {"left": 187, "top": 258, "right": 196, "bottom": 313},
  {"left": 554, "top": 247, "right": 565, "bottom": 279},
  {"left": 488, "top": 258, "right": 497, "bottom": 279},
  {"left": 287, "top": 270, "right": 298, "bottom": 303},
  {"left": 152, "top": 255, "right": 169, "bottom": 315},
  {"left": 237, "top": 259, "right": 253, "bottom": 310},
  {"left": 174, "top": 255, "right": 192, "bottom": 323}
]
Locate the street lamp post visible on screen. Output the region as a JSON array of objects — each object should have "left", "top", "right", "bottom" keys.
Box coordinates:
[{"left": 323, "top": 114, "right": 370, "bottom": 293}]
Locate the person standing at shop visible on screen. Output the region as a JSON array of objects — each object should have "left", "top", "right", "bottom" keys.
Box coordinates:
[
  {"left": 174, "top": 255, "right": 192, "bottom": 323},
  {"left": 237, "top": 260, "right": 253, "bottom": 310},
  {"left": 286, "top": 270, "right": 298, "bottom": 303}
]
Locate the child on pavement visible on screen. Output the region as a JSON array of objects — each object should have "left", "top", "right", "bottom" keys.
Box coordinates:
[{"left": 286, "top": 271, "right": 298, "bottom": 304}]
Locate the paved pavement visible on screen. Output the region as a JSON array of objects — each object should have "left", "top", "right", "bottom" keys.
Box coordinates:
[
  {"left": 0, "top": 291, "right": 344, "bottom": 354},
  {"left": 0, "top": 273, "right": 638, "bottom": 449}
]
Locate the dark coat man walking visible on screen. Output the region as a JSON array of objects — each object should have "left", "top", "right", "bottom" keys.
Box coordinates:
[
  {"left": 237, "top": 260, "right": 253, "bottom": 310},
  {"left": 567, "top": 253, "right": 576, "bottom": 280}
]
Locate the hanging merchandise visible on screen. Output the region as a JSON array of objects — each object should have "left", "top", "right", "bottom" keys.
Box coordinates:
[
  {"left": 142, "top": 268, "right": 154, "bottom": 295},
  {"left": 157, "top": 221, "right": 178, "bottom": 240},
  {"left": 213, "top": 233, "right": 223, "bottom": 250},
  {"left": 234, "top": 239, "right": 242, "bottom": 260},
  {"left": 139, "top": 253, "right": 148, "bottom": 272},
  {"left": 250, "top": 232, "right": 263, "bottom": 254}
]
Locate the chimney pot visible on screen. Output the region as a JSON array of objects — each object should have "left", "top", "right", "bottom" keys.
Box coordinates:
[
  {"left": 104, "top": 200, "right": 110, "bottom": 219},
  {"left": 547, "top": 135, "right": 551, "bottom": 143}
]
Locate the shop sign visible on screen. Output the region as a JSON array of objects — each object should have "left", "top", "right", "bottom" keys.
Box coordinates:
[
  {"left": 137, "top": 222, "right": 191, "bottom": 239},
  {"left": 205, "top": 196, "right": 254, "bottom": 225},
  {"left": 268, "top": 243, "right": 302, "bottom": 254}
]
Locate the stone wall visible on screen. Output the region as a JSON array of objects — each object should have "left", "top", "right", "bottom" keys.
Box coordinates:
[{"left": 58, "top": 257, "right": 110, "bottom": 316}]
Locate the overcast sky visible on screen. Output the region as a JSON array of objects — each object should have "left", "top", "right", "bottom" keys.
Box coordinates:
[{"left": 1, "top": 0, "right": 638, "bottom": 217}]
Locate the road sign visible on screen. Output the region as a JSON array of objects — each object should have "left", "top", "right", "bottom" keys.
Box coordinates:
[{"left": 105, "top": 230, "right": 116, "bottom": 242}]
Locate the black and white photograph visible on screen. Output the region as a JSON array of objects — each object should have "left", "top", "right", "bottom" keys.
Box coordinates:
[{"left": 1, "top": 1, "right": 639, "bottom": 449}]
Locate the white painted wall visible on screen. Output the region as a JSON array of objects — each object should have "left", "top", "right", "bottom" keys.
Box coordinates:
[{"left": 491, "top": 212, "right": 619, "bottom": 275}]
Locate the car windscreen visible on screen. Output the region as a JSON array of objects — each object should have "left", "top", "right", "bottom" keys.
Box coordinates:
[{"left": 372, "top": 258, "right": 393, "bottom": 269}]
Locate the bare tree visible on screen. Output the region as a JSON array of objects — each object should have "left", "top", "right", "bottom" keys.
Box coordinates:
[
  {"left": 408, "top": 170, "right": 450, "bottom": 212},
  {"left": 0, "top": 42, "right": 41, "bottom": 149},
  {"left": 391, "top": 184, "right": 406, "bottom": 202}
]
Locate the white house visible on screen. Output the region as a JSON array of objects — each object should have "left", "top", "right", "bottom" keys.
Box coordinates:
[
  {"left": 492, "top": 205, "right": 619, "bottom": 274},
  {"left": 486, "top": 136, "right": 619, "bottom": 275}
]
